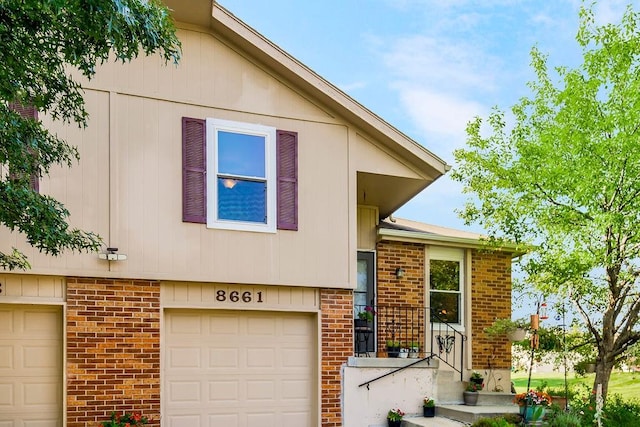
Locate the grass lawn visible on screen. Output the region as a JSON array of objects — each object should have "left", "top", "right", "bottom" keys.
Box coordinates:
[{"left": 511, "top": 371, "right": 640, "bottom": 400}]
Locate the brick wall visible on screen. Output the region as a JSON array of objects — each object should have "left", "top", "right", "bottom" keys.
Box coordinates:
[
  {"left": 320, "top": 288, "right": 352, "bottom": 427},
  {"left": 66, "top": 278, "right": 161, "bottom": 427},
  {"left": 376, "top": 241, "right": 425, "bottom": 354},
  {"left": 470, "top": 250, "right": 512, "bottom": 370}
]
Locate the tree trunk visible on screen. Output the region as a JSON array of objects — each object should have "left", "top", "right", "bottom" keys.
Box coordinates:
[{"left": 594, "top": 352, "right": 614, "bottom": 402}]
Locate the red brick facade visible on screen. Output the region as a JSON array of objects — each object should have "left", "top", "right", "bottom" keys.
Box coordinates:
[
  {"left": 66, "top": 278, "right": 161, "bottom": 427},
  {"left": 375, "top": 240, "right": 513, "bottom": 371},
  {"left": 470, "top": 250, "right": 512, "bottom": 369},
  {"left": 320, "top": 288, "right": 353, "bottom": 427},
  {"left": 376, "top": 241, "right": 426, "bottom": 354}
]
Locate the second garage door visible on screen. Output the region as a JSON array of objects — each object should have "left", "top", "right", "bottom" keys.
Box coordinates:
[{"left": 164, "top": 309, "right": 316, "bottom": 427}]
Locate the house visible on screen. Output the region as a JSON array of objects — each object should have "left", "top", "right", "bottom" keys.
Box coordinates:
[{"left": 0, "top": 1, "right": 518, "bottom": 426}]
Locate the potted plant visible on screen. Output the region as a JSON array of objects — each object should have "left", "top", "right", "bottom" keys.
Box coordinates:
[
  {"left": 423, "top": 396, "right": 435, "bottom": 417},
  {"left": 513, "top": 390, "right": 552, "bottom": 423},
  {"left": 387, "top": 408, "right": 405, "bottom": 427},
  {"left": 408, "top": 341, "right": 420, "bottom": 358},
  {"left": 463, "top": 382, "right": 481, "bottom": 406},
  {"left": 484, "top": 317, "right": 529, "bottom": 341},
  {"left": 470, "top": 371, "right": 484, "bottom": 389},
  {"left": 386, "top": 340, "right": 400, "bottom": 358},
  {"left": 355, "top": 306, "right": 375, "bottom": 328}
]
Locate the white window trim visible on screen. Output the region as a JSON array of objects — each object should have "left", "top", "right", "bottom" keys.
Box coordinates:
[
  {"left": 428, "top": 247, "right": 465, "bottom": 328},
  {"left": 206, "top": 118, "right": 277, "bottom": 233}
]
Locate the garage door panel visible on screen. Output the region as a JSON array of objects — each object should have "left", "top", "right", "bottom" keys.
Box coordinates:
[
  {"left": 0, "top": 383, "right": 14, "bottom": 405},
  {"left": 168, "top": 346, "right": 201, "bottom": 368},
  {"left": 22, "top": 310, "right": 60, "bottom": 336},
  {"left": 0, "top": 346, "right": 13, "bottom": 368},
  {"left": 165, "top": 310, "right": 316, "bottom": 427},
  {"left": 209, "top": 316, "right": 240, "bottom": 334},
  {"left": 282, "top": 380, "right": 311, "bottom": 400},
  {"left": 209, "top": 347, "right": 239, "bottom": 368},
  {"left": 0, "top": 305, "right": 62, "bottom": 426},
  {"left": 246, "top": 348, "right": 274, "bottom": 368},
  {"left": 246, "top": 413, "right": 274, "bottom": 427},
  {"left": 209, "top": 381, "right": 239, "bottom": 402},
  {"left": 282, "top": 411, "right": 311, "bottom": 427}
]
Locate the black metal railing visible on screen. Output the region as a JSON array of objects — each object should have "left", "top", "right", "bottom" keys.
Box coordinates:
[{"left": 353, "top": 304, "right": 466, "bottom": 380}]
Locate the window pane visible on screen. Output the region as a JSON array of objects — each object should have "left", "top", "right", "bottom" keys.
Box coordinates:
[
  {"left": 218, "top": 131, "right": 265, "bottom": 177},
  {"left": 217, "top": 178, "right": 266, "bottom": 223},
  {"left": 430, "top": 260, "right": 460, "bottom": 291},
  {"left": 430, "top": 292, "right": 460, "bottom": 323}
]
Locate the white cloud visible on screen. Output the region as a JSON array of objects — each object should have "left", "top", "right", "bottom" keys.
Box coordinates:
[{"left": 396, "top": 86, "right": 483, "bottom": 153}]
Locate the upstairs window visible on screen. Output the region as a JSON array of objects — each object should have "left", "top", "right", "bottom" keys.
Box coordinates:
[
  {"left": 182, "top": 117, "right": 297, "bottom": 232},
  {"left": 209, "top": 119, "right": 275, "bottom": 231}
]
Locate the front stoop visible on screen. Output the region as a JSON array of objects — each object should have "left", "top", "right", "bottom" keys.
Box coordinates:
[{"left": 435, "top": 404, "right": 520, "bottom": 424}]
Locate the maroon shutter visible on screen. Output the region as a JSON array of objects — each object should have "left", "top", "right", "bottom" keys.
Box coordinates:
[
  {"left": 8, "top": 101, "right": 39, "bottom": 192},
  {"left": 182, "top": 117, "right": 207, "bottom": 223},
  {"left": 276, "top": 130, "right": 298, "bottom": 230}
]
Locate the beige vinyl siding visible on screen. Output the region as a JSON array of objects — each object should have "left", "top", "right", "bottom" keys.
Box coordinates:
[
  {"left": 357, "top": 206, "right": 378, "bottom": 251},
  {"left": 0, "top": 25, "right": 421, "bottom": 289}
]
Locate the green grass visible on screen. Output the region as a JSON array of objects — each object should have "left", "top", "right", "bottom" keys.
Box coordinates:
[{"left": 511, "top": 371, "right": 640, "bottom": 400}]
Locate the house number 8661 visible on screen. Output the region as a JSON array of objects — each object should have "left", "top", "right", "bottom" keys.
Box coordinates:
[{"left": 216, "top": 290, "right": 264, "bottom": 303}]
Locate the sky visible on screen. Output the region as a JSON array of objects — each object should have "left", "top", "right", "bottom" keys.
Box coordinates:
[{"left": 219, "top": 0, "right": 638, "bottom": 234}]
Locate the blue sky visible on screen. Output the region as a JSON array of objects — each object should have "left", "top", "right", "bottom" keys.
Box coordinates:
[{"left": 221, "top": 0, "right": 633, "bottom": 234}]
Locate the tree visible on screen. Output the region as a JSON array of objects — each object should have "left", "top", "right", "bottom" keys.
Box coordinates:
[
  {"left": 453, "top": 3, "right": 640, "bottom": 401},
  {"left": 0, "top": 0, "right": 180, "bottom": 270}
]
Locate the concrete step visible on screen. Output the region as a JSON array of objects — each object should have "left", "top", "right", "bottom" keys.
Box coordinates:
[
  {"left": 403, "top": 415, "right": 467, "bottom": 426},
  {"left": 475, "top": 391, "right": 516, "bottom": 406},
  {"left": 435, "top": 404, "right": 520, "bottom": 425}
]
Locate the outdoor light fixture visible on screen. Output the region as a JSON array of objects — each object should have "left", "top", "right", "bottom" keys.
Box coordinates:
[{"left": 395, "top": 267, "right": 405, "bottom": 279}]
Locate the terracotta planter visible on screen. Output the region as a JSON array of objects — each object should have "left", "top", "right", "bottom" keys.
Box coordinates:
[{"left": 463, "top": 391, "right": 479, "bottom": 406}]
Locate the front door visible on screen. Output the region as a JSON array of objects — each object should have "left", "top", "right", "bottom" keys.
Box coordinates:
[{"left": 355, "top": 252, "right": 375, "bottom": 354}]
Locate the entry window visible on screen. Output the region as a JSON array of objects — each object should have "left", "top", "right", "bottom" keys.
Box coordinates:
[
  {"left": 207, "top": 118, "right": 276, "bottom": 232},
  {"left": 429, "top": 248, "right": 464, "bottom": 324}
]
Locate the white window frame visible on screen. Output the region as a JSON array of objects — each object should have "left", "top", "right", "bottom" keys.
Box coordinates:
[
  {"left": 428, "top": 247, "right": 465, "bottom": 327},
  {"left": 206, "top": 118, "right": 277, "bottom": 233}
]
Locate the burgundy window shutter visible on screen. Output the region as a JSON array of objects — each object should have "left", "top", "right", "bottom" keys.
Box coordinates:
[
  {"left": 182, "top": 117, "right": 207, "bottom": 223},
  {"left": 276, "top": 130, "right": 298, "bottom": 230},
  {"left": 9, "top": 101, "right": 39, "bottom": 192}
]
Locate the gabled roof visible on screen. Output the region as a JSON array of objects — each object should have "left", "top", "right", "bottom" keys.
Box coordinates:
[
  {"left": 379, "top": 217, "right": 527, "bottom": 257},
  {"left": 164, "top": 0, "right": 450, "bottom": 217}
]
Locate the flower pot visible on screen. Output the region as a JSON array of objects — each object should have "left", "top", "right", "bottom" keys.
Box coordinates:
[
  {"left": 519, "top": 405, "right": 546, "bottom": 423},
  {"left": 423, "top": 406, "right": 435, "bottom": 417},
  {"left": 399, "top": 348, "right": 408, "bottom": 358},
  {"left": 387, "top": 346, "right": 400, "bottom": 358},
  {"left": 354, "top": 319, "right": 369, "bottom": 329},
  {"left": 507, "top": 327, "right": 527, "bottom": 341},
  {"left": 463, "top": 391, "right": 479, "bottom": 406},
  {"left": 409, "top": 347, "right": 419, "bottom": 358},
  {"left": 387, "top": 420, "right": 401, "bottom": 427}
]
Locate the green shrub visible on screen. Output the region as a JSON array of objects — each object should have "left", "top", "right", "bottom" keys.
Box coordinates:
[
  {"left": 470, "top": 416, "right": 516, "bottom": 427},
  {"left": 571, "top": 390, "right": 640, "bottom": 427}
]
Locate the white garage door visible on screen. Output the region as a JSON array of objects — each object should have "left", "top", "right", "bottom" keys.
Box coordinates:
[
  {"left": 164, "top": 310, "right": 316, "bottom": 427},
  {"left": 0, "top": 304, "right": 63, "bottom": 427}
]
